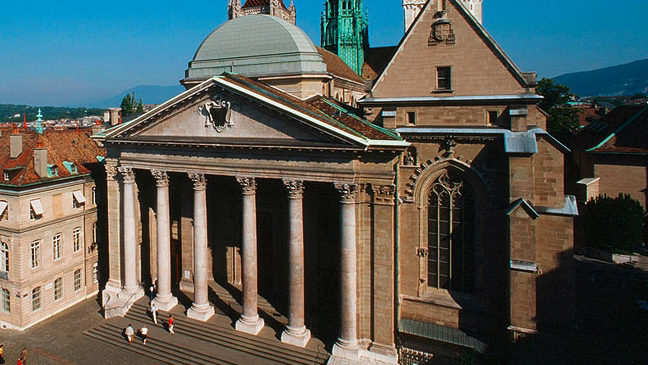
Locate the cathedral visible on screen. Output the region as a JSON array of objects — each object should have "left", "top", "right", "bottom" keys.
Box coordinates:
[{"left": 96, "top": 1, "right": 576, "bottom": 364}]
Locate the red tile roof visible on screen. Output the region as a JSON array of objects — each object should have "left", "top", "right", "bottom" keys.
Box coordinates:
[
  {"left": 0, "top": 129, "right": 105, "bottom": 186},
  {"left": 242, "top": 0, "right": 287, "bottom": 9},
  {"left": 316, "top": 47, "right": 365, "bottom": 84},
  {"left": 221, "top": 73, "right": 402, "bottom": 141}
]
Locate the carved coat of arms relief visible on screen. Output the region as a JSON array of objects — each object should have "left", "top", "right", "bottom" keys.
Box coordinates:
[{"left": 198, "top": 96, "right": 233, "bottom": 133}]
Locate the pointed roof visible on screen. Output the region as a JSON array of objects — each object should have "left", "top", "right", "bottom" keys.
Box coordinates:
[{"left": 372, "top": 0, "right": 534, "bottom": 93}]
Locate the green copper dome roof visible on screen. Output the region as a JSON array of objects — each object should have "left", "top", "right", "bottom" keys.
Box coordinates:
[{"left": 185, "top": 15, "right": 326, "bottom": 80}]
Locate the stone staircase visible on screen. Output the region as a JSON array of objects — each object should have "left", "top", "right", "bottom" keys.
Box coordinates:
[{"left": 84, "top": 299, "right": 330, "bottom": 365}]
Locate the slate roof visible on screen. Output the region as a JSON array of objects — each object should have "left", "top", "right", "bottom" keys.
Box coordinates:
[
  {"left": 242, "top": 0, "right": 287, "bottom": 9},
  {"left": 316, "top": 47, "right": 365, "bottom": 84},
  {"left": 221, "top": 73, "right": 402, "bottom": 141},
  {"left": 362, "top": 46, "right": 398, "bottom": 82},
  {"left": 587, "top": 105, "right": 648, "bottom": 154},
  {"left": 0, "top": 129, "right": 105, "bottom": 186}
]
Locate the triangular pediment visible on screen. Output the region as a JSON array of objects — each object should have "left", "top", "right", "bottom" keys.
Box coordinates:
[
  {"left": 372, "top": 0, "right": 531, "bottom": 98},
  {"left": 100, "top": 76, "right": 377, "bottom": 150}
]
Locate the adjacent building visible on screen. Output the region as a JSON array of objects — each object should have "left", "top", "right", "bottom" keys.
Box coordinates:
[{"left": 0, "top": 128, "right": 104, "bottom": 330}]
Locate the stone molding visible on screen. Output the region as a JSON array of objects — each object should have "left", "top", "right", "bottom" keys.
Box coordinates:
[
  {"left": 189, "top": 173, "right": 207, "bottom": 191},
  {"left": 105, "top": 161, "right": 119, "bottom": 181},
  {"left": 282, "top": 179, "right": 304, "bottom": 199},
  {"left": 117, "top": 167, "right": 135, "bottom": 184},
  {"left": 236, "top": 177, "right": 257, "bottom": 195},
  {"left": 151, "top": 170, "right": 169, "bottom": 187}
]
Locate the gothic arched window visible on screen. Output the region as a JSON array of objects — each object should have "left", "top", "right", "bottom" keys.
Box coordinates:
[{"left": 427, "top": 171, "right": 475, "bottom": 292}]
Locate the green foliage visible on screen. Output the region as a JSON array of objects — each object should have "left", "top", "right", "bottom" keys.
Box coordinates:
[
  {"left": 536, "top": 78, "right": 580, "bottom": 135},
  {"left": 136, "top": 99, "right": 144, "bottom": 114},
  {"left": 0, "top": 104, "right": 104, "bottom": 123},
  {"left": 631, "top": 93, "right": 646, "bottom": 99},
  {"left": 580, "top": 194, "right": 646, "bottom": 253},
  {"left": 120, "top": 92, "right": 139, "bottom": 116}
]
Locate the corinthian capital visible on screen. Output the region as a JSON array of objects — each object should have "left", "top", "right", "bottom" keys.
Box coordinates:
[
  {"left": 151, "top": 170, "right": 169, "bottom": 187},
  {"left": 236, "top": 177, "right": 256, "bottom": 195},
  {"left": 334, "top": 183, "right": 357, "bottom": 202},
  {"left": 282, "top": 179, "right": 304, "bottom": 199},
  {"left": 189, "top": 173, "right": 206, "bottom": 190},
  {"left": 118, "top": 167, "right": 135, "bottom": 184}
]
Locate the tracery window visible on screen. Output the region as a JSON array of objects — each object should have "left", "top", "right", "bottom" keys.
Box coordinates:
[{"left": 427, "top": 171, "right": 475, "bottom": 292}]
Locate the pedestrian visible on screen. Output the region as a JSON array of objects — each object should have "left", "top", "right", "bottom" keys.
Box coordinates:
[
  {"left": 0, "top": 343, "right": 5, "bottom": 364},
  {"left": 16, "top": 358, "right": 21, "bottom": 365},
  {"left": 167, "top": 315, "right": 175, "bottom": 334},
  {"left": 125, "top": 324, "right": 135, "bottom": 343},
  {"left": 151, "top": 303, "right": 158, "bottom": 325},
  {"left": 140, "top": 326, "right": 149, "bottom": 345},
  {"left": 149, "top": 284, "right": 155, "bottom": 302}
]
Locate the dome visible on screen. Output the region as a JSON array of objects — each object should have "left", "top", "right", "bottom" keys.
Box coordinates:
[{"left": 185, "top": 15, "right": 327, "bottom": 82}]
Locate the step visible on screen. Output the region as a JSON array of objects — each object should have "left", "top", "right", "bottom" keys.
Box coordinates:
[
  {"left": 129, "top": 303, "right": 328, "bottom": 364},
  {"left": 125, "top": 311, "right": 318, "bottom": 365}
]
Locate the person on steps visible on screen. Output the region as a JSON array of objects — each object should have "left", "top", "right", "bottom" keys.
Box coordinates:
[{"left": 125, "top": 324, "right": 135, "bottom": 343}]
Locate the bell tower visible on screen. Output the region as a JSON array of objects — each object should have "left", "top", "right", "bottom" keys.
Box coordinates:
[
  {"left": 402, "top": 0, "right": 426, "bottom": 31},
  {"left": 321, "top": 0, "right": 369, "bottom": 76},
  {"left": 460, "top": 0, "right": 482, "bottom": 24}
]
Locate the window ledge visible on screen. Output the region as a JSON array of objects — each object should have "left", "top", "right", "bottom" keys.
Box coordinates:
[{"left": 432, "top": 89, "right": 454, "bottom": 94}]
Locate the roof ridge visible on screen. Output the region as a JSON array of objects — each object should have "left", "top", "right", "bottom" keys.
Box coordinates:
[
  {"left": 587, "top": 105, "right": 648, "bottom": 152},
  {"left": 318, "top": 97, "right": 403, "bottom": 140}
]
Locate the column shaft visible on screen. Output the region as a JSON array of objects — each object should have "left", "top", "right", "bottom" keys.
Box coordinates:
[
  {"left": 281, "top": 180, "right": 310, "bottom": 347},
  {"left": 187, "top": 173, "right": 214, "bottom": 321},
  {"left": 120, "top": 167, "right": 138, "bottom": 294},
  {"left": 153, "top": 170, "right": 177, "bottom": 311},
  {"left": 236, "top": 177, "right": 264, "bottom": 335}
]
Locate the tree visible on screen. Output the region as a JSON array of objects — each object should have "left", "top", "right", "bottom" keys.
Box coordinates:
[
  {"left": 536, "top": 78, "right": 579, "bottom": 135},
  {"left": 136, "top": 99, "right": 144, "bottom": 114},
  {"left": 579, "top": 194, "right": 645, "bottom": 253},
  {"left": 120, "top": 92, "right": 135, "bottom": 116}
]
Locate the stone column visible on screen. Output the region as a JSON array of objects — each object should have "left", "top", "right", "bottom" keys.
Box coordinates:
[
  {"left": 235, "top": 177, "right": 265, "bottom": 335},
  {"left": 281, "top": 180, "right": 311, "bottom": 347},
  {"left": 119, "top": 167, "right": 140, "bottom": 294},
  {"left": 152, "top": 170, "right": 178, "bottom": 311},
  {"left": 187, "top": 173, "right": 215, "bottom": 321},
  {"left": 330, "top": 183, "right": 360, "bottom": 362},
  {"left": 104, "top": 161, "right": 122, "bottom": 293}
]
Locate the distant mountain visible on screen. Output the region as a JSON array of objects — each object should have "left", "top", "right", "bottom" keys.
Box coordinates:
[
  {"left": 81, "top": 85, "right": 185, "bottom": 108},
  {"left": 554, "top": 59, "right": 648, "bottom": 97}
]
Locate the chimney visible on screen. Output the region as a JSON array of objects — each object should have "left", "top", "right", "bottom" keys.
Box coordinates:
[
  {"left": 110, "top": 108, "right": 121, "bottom": 126},
  {"left": 33, "top": 147, "right": 48, "bottom": 178},
  {"left": 10, "top": 133, "right": 22, "bottom": 158}
]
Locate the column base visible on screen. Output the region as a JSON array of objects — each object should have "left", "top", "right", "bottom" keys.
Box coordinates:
[
  {"left": 328, "top": 339, "right": 360, "bottom": 364},
  {"left": 364, "top": 343, "right": 399, "bottom": 365},
  {"left": 281, "top": 326, "right": 311, "bottom": 347},
  {"left": 152, "top": 295, "right": 178, "bottom": 312},
  {"left": 102, "top": 287, "right": 144, "bottom": 319},
  {"left": 187, "top": 303, "right": 215, "bottom": 322},
  {"left": 235, "top": 315, "right": 265, "bottom": 335}
]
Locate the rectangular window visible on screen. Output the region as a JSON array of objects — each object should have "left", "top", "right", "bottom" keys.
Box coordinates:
[
  {"left": 73, "top": 227, "right": 81, "bottom": 252},
  {"left": 93, "top": 263, "right": 99, "bottom": 283},
  {"left": 488, "top": 110, "right": 499, "bottom": 125},
  {"left": 1, "top": 288, "right": 9, "bottom": 312},
  {"left": 437, "top": 66, "right": 452, "bottom": 90},
  {"left": 32, "top": 287, "right": 41, "bottom": 311},
  {"left": 407, "top": 112, "right": 417, "bottom": 125},
  {"left": 54, "top": 277, "right": 63, "bottom": 301},
  {"left": 52, "top": 233, "right": 62, "bottom": 260},
  {"left": 29, "top": 199, "right": 43, "bottom": 220},
  {"left": 92, "top": 186, "right": 96, "bottom": 205},
  {"left": 92, "top": 222, "right": 97, "bottom": 244},
  {"left": 0, "top": 201, "right": 7, "bottom": 221},
  {"left": 74, "top": 269, "right": 82, "bottom": 291},
  {"left": 30, "top": 241, "right": 40, "bottom": 268}
]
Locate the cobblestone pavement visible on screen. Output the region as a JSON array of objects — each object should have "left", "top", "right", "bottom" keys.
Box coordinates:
[{"left": 0, "top": 297, "right": 157, "bottom": 365}]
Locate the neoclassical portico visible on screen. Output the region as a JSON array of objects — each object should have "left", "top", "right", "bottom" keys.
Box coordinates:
[{"left": 97, "top": 74, "right": 408, "bottom": 363}]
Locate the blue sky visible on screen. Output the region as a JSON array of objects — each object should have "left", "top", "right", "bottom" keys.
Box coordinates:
[{"left": 0, "top": 0, "right": 647, "bottom": 106}]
